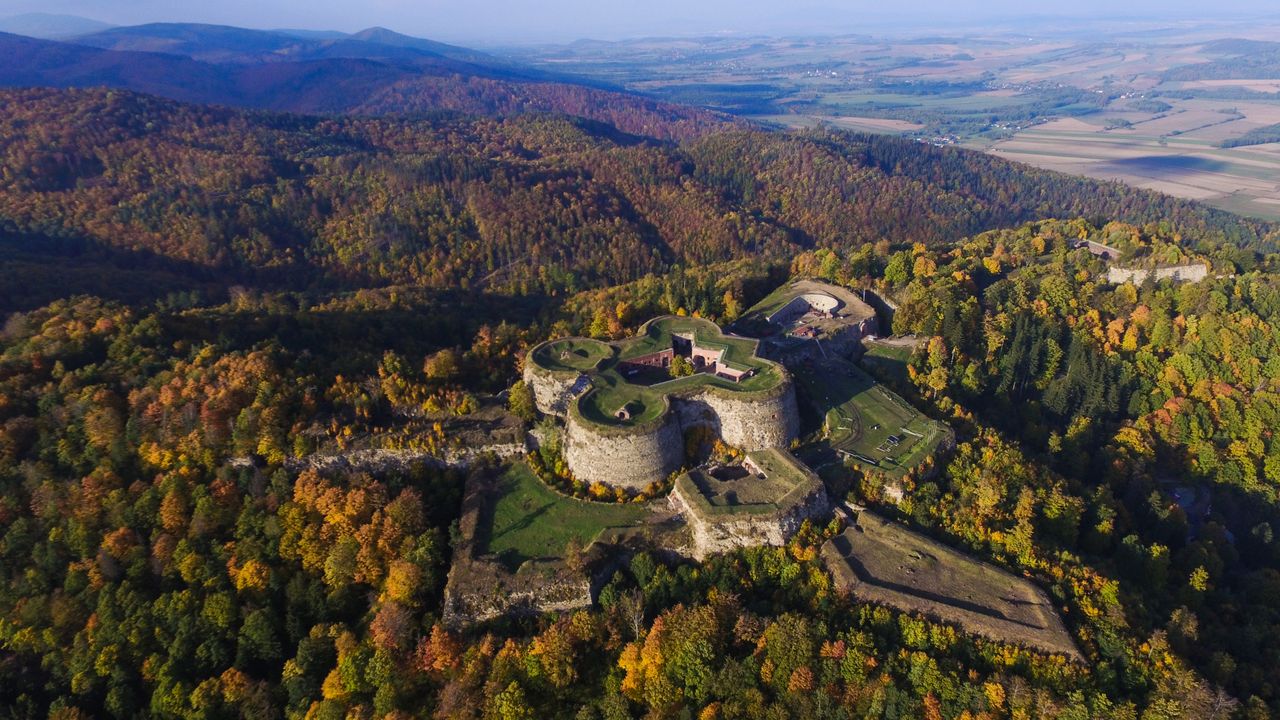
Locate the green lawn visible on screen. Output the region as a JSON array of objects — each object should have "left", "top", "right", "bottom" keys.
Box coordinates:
[
  {"left": 531, "top": 337, "right": 613, "bottom": 373},
  {"left": 794, "top": 359, "right": 947, "bottom": 479},
  {"left": 860, "top": 341, "right": 916, "bottom": 386},
  {"left": 480, "top": 463, "right": 647, "bottom": 571}
]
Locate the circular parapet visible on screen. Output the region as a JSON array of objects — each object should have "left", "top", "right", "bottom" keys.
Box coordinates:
[
  {"left": 524, "top": 337, "right": 614, "bottom": 417},
  {"left": 800, "top": 292, "right": 839, "bottom": 313},
  {"left": 528, "top": 337, "right": 614, "bottom": 375}
]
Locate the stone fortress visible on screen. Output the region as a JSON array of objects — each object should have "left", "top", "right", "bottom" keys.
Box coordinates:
[
  {"left": 484, "top": 280, "right": 1078, "bottom": 660},
  {"left": 738, "top": 279, "right": 880, "bottom": 364},
  {"left": 670, "top": 448, "right": 829, "bottom": 560},
  {"left": 524, "top": 315, "right": 801, "bottom": 489}
]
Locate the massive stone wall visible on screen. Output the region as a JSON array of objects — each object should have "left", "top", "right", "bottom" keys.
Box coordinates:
[
  {"left": 691, "top": 383, "right": 800, "bottom": 450},
  {"left": 1106, "top": 263, "right": 1208, "bottom": 285},
  {"left": 669, "top": 477, "right": 829, "bottom": 560},
  {"left": 563, "top": 413, "right": 685, "bottom": 490},
  {"left": 560, "top": 382, "right": 800, "bottom": 489}
]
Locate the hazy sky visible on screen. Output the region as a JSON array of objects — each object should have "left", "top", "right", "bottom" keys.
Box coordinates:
[{"left": 3, "top": 0, "right": 1277, "bottom": 44}]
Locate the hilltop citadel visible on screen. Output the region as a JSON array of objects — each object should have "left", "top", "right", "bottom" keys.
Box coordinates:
[{"left": 445, "top": 279, "right": 1077, "bottom": 661}]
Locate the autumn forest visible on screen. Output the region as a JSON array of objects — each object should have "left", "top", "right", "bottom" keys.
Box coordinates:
[{"left": 1, "top": 48, "right": 1279, "bottom": 720}]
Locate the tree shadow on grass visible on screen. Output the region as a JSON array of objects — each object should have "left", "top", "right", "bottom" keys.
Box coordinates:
[{"left": 487, "top": 501, "right": 557, "bottom": 572}]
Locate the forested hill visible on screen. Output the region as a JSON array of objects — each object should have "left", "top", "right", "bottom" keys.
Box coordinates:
[
  {"left": 1, "top": 87, "right": 1272, "bottom": 311},
  {"left": 0, "top": 32, "right": 732, "bottom": 142},
  {"left": 7, "top": 82, "right": 1280, "bottom": 720}
]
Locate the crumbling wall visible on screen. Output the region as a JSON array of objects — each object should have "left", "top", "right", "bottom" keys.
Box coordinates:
[
  {"left": 443, "top": 572, "right": 593, "bottom": 628},
  {"left": 523, "top": 363, "right": 580, "bottom": 417},
  {"left": 441, "top": 469, "right": 596, "bottom": 629},
  {"left": 563, "top": 413, "right": 685, "bottom": 489},
  {"left": 1106, "top": 263, "right": 1208, "bottom": 285}
]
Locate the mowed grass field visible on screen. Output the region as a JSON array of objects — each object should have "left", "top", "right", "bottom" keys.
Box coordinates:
[
  {"left": 480, "top": 463, "right": 646, "bottom": 571},
  {"left": 794, "top": 358, "right": 947, "bottom": 479},
  {"left": 860, "top": 340, "right": 916, "bottom": 386}
]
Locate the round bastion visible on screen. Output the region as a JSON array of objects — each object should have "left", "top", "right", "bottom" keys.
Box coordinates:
[
  {"left": 563, "top": 410, "right": 685, "bottom": 490},
  {"left": 690, "top": 383, "right": 799, "bottom": 450}
]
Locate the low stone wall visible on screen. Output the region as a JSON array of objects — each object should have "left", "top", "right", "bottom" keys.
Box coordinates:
[
  {"left": 443, "top": 568, "right": 592, "bottom": 628},
  {"left": 564, "top": 413, "right": 685, "bottom": 490},
  {"left": 280, "top": 441, "right": 527, "bottom": 475},
  {"left": 669, "top": 476, "right": 829, "bottom": 560},
  {"left": 1106, "top": 263, "right": 1208, "bottom": 285}
]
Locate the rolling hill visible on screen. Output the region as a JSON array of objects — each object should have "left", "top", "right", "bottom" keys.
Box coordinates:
[
  {"left": 0, "top": 30, "right": 731, "bottom": 141},
  {"left": 0, "top": 12, "right": 112, "bottom": 39},
  {"left": 0, "top": 87, "right": 1269, "bottom": 312},
  {"left": 67, "top": 22, "right": 501, "bottom": 68}
]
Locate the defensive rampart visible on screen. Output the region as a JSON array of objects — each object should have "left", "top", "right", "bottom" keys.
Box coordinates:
[
  {"left": 563, "top": 410, "right": 685, "bottom": 490},
  {"left": 1105, "top": 263, "right": 1208, "bottom": 285}
]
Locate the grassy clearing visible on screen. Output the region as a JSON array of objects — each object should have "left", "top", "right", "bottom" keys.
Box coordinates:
[
  {"left": 862, "top": 342, "right": 914, "bottom": 363},
  {"left": 480, "top": 463, "right": 647, "bottom": 572},
  {"left": 794, "top": 358, "right": 946, "bottom": 479},
  {"left": 860, "top": 342, "right": 915, "bottom": 386},
  {"left": 823, "top": 509, "right": 1081, "bottom": 659}
]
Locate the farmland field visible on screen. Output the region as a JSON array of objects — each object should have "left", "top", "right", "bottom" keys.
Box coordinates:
[
  {"left": 988, "top": 108, "right": 1280, "bottom": 220},
  {"left": 515, "top": 24, "right": 1280, "bottom": 220}
]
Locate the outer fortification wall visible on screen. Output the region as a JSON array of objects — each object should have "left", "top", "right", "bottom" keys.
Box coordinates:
[
  {"left": 1106, "top": 263, "right": 1208, "bottom": 285},
  {"left": 668, "top": 455, "right": 830, "bottom": 560},
  {"left": 563, "top": 413, "right": 685, "bottom": 490}
]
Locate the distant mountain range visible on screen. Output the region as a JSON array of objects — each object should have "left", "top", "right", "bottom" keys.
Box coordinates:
[
  {"left": 0, "top": 22, "right": 732, "bottom": 141},
  {"left": 66, "top": 22, "right": 501, "bottom": 67},
  {"left": 0, "top": 12, "right": 113, "bottom": 39}
]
